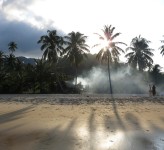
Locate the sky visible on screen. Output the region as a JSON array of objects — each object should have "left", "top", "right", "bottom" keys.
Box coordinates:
[{"left": 0, "top": 0, "right": 164, "bottom": 68}]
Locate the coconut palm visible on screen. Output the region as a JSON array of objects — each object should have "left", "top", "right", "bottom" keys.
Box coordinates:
[
  {"left": 8, "top": 41, "right": 17, "bottom": 54},
  {"left": 159, "top": 35, "right": 164, "bottom": 56},
  {"left": 0, "top": 51, "right": 5, "bottom": 90},
  {"left": 125, "top": 35, "right": 154, "bottom": 71},
  {"left": 15, "top": 59, "right": 25, "bottom": 93},
  {"left": 6, "top": 54, "right": 17, "bottom": 71},
  {"left": 35, "top": 59, "right": 51, "bottom": 93},
  {"left": 94, "top": 25, "right": 126, "bottom": 94},
  {"left": 64, "top": 31, "right": 90, "bottom": 85},
  {"left": 38, "top": 30, "right": 64, "bottom": 64},
  {"left": 0, "top": 51, "right": 5, "bottom": 66},
  {"left": 150, "top": 64, "right": 162, "bottom": 84}
]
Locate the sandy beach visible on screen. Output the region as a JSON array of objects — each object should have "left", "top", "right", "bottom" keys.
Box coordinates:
[{"left": 0, "top": 94, "right": 163, "bottom": 150}]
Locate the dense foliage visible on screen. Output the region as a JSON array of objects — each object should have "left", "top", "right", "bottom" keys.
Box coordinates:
[{"left": 0, "top": 27, "right": 164, "bottom": 94}]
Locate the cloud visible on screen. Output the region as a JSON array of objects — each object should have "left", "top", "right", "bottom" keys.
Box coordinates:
[
  {"left": 0, "top": 13, "right": 65, "bottom": 58},
  {"left": 0, "top": 0, "right": 67, "bottom": 57},
  {"left": 0, "top": 14, "right": 42, "bottom": 56},
  {"left": 2, "top": 0, "right": 34, "bottom": 9}
]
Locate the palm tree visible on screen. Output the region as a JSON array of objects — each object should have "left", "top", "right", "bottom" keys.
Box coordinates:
[
  {"left": 0, "top": 51, "right": 5, "bottom": 91},
  {"left": 159, "top": 35, "right": 164, "bottom": 56},
  {"left": 15, "top": 58, "right": 25, "bottom": 93},
  {"left": 64, "top": 31, "right": 90, "bottom": 85},
  {"left": 38, "top": 30, "right": 64, "bottom": 64},
  {"left": 150, "top": 64, "right": 162, "bottom": 84},
  {"left": 35, "top": 59, "right": 50, "bottom": 93},
  {"left": 0, "top": 51, "right": 5, "bottom": 67},
  {"left": 24, "top": 64, "right": 37, "bottom": 93},
  {"left": 125, "top": 35, "right": 154, "bottom": 71},
  {"left": 94, "top": 25, "right": 126, "bottom": 94},
  {"left": 6, "top": 54, "right": 17, "bottom": 71},
  {"left": 8, "top": 41, "right": 17, "bottom": 54}
]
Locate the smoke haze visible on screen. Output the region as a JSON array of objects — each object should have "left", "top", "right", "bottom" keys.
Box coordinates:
[{"left": 77, "top": 66, "right": 152, "bottom": 94}]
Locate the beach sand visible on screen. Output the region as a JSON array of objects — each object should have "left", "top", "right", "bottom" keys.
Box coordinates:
[{"left": 0, "top": 94, "right": 163, "bottom": 150}]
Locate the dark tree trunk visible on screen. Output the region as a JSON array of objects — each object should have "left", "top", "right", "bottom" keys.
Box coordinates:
[
  {"left": 75, "top": 66, "right": 77, "bottom": 86},
  {"left": 55, "top": 72, "right": 64, "bottom": 93},
  {"left": 107, "top": 54, "right": 113, "bottom": 95}
]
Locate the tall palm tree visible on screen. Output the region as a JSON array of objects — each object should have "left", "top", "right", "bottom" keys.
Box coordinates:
[
  {"left": 94, "top": 25, "right": 126, "bottom": 94},
  {"left": 38, "top": 30, "right": 64, "bottom": 64},
  {"left": 125, "top": 35, "right": 154, "bottom": 71},
  {"left": 64, "top": 31, "right": 90, "bottom": 85},
  {"left": 8, "top": 41, "right": 17, "bottom": 54},
  {"left": 159, "top": 35, "right": 164, "bottom": 56}
]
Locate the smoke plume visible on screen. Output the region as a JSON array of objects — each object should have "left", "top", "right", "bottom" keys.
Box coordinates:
[{"left": 77, "top": 66, "right": 152, "bottom": 94}]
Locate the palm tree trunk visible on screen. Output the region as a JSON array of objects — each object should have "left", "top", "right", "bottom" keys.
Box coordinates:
[
  {"left": 75, "top": 66, "right": 78, "bottom": 86},
  {"left": 55, "top": 72, "right": 64, "bottom": 93},
  {"left": 107, "top": 55, "right": 113, "bottom": 95}
]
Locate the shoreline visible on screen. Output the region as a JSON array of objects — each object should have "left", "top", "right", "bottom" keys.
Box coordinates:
[{"left": 0, "top": 94, "right": 163, "bottom": 105}]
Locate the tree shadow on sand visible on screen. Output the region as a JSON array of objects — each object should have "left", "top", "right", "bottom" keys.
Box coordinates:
[
  {"left": 111, "top": 96, "right": 126, "bottom": 130},
  {"left": 37, "top": 118, "right": 77, "bottom": 150},
  {"left": 104, "top": 96, "right": 164, "bottom": 150},
  {"left": 0, "top": 105, "right": 34, "bottom": 124},
  {"left": 88, "top": 109, "right": 97, "bottom": 150}
]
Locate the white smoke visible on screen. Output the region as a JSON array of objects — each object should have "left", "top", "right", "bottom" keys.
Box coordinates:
[{"left": 77, "top": 66, "right": 150, "bottom": 94}]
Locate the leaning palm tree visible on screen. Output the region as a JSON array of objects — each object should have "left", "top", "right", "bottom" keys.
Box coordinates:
[
  {"left": 159, "top": 35, "right": 164, "bottom": 56},
  {"left": 38, "top": 30, "right": 64, "bottom": 64},
  {"left": 94, "top": 25, "right": 126, "bottom": 94},
  {"left": 64, "top": 31, "right": 90, "bottom": 85},
  {"left": 125, "top": 35, "right": 154, "bottom": 71},
  {"left": 8, "top": 41, "right": 17, "bottom": 54}
]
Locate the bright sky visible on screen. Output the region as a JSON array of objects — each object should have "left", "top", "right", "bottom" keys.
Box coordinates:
[{"left": 0, "top": 0, "right": 164, "bottom": 68}]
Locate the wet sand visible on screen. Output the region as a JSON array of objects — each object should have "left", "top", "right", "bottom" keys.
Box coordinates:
[{"left": 0, "top": 94, "right": 163, "bottom": 150}]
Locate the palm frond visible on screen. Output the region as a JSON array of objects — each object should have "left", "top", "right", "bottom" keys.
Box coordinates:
[
  {"left": 111, "top": 33, "right": 121, "bottom": 40},
  {"left": 114, "top": 41, "right": 127, "bottom": 46},
  {"left": 92, "top": 44, "right": 100, "bottom": 48}
]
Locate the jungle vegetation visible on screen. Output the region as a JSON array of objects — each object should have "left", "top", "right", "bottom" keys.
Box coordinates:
[{"left": 0, "top": 26, "right": 163, "bottom": 94}]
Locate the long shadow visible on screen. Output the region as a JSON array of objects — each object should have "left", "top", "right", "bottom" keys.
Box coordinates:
[
  {"left": 0, "top": 124, "right": 25, "bottom": 135},
  {"left": 125, "top": 117, "right": 164, "bottom": 150},
  {"left": 0, "top": 105, "right": 34, "bottom": 124},
  {"left": 0, "top": 118, "right": 77, "bottom": 150},
  {"left": 88, "top": 109, "right": 96, "bottom": 150},
  {"left": 125, "top": 113, "right": 142, "bottom": 130},
  {"left": 104, "top": 95, "right": 164, "bottom": 149},
  {"left": 104, "top": 115, "right": 117, "bottom": 131},
  {"left": 111, "top": 96, "right": 126, "bottom": 130},
  {"left": 37, "top": 118, "right": 77, "bottom": 150},
  {"left": 0, "top": 128, "right": 47, "bottom": 150}
]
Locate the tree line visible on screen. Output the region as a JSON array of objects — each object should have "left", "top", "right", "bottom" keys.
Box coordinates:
[{"left": 0, "top": 25, "right": 164, "bottom": 94}]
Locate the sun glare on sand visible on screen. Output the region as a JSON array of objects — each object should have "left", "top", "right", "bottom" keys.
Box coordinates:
[{"left": 78, "top": 126, "right": 124, "bottom": 149}]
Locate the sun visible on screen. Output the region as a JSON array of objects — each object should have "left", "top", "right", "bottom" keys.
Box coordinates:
[
  {"left": 101, "top": 39, "right": 109, "bottom": 48},
  {"left": 100, "top": 38, "right": 113, "bottom": 52}
]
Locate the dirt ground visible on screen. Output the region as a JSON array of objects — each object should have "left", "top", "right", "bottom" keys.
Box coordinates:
[{"left": 0, "top": 94, "right": 163, "bottom": 150}]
